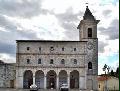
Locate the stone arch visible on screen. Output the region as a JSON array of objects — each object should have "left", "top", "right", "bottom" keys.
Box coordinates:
[
  {"left": 46, "top": 70, "right": 57, "bottom": 89},
  {"left": 70, "top": 70, "right": 79, "bottom": 89},
  {"left": 59, "top": 70, "right": 68, "bottom": 87},
  {"left": 23, "top": 70, "right": 33, "bottom": 89},
  {"left": 35, "top": 70, "right": 44, "bottom": 89}
]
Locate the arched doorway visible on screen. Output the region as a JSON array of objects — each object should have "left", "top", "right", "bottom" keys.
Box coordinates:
[
  {"left": 23, "top": 70, "right": 33, "bottom": 89},
  {"left": 70, "top": 70, "right": 79, "bottom": 89},
  {"left": 35, "top": 70, "right": 44, "bottom": 89},
  {"left": 47, "top": 70, "right": 56, "bottom": 89},
  {"left": 59, "top": 70, "right": 67, "bottom": 87}
]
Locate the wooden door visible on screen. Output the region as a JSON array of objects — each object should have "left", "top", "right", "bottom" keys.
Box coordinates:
[
  {"left": 70, "top": 79, "right": 75, "bottom": 88},
  {"left": 10, "top": 80, "right": 14, "bottom": 88}
]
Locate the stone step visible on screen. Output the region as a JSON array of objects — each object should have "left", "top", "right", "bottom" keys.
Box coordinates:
[
  {"left": 38, "top": 89, "right": 79, "bottom": 91},
  {"left": 0, "top": 88, "right": 80, "bottom": 91}
]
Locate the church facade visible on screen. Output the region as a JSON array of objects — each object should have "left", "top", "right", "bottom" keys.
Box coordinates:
[
  {"left": 16, "top": 6, "right": 99, "bottom": 91},
  {"left": 0, "top": 6, "right": 99, "bottom": 91}
]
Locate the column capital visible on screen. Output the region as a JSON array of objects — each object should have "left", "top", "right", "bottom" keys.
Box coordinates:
[{"left": 67, "top": 74, "right": 70, "bottom": 77}]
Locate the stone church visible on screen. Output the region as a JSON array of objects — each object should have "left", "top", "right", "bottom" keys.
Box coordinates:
[{"left": 0, "top": 6, "right": 100, "bottom": 91}]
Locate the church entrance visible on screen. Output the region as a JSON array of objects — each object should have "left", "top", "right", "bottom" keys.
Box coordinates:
[
  {"left": 59, "top": 70, "right": 67, "bottom": 87},
  {"left": 23, "top": 70, "right": 33, "bottom": 89},
  {"left": 47, "top": 70, "right": 56, "bottom": 89},
  {"left": 35, "top": 70, "right": 44, "bottom": 89},
  {"left": 70, "top": 78, "right": 75, "bottom": 88},
  {"left": 10, "top": 80, "right": 14, "bottom": 88},
  {"left": 70, "top": 70, "right": 79, "bottom": 89}
]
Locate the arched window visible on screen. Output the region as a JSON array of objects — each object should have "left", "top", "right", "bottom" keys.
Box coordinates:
[
  {"left": 61, "top": 59, "right": 65, "bottom": 64},
  {"left": 88, "top": 28, "right": 92, "bottom": 38},
  {"left": 27, "top": 59, "right": 30, "bottom": 64},
  {"left": 50, "top": 47, "right": 54, "bottom": 51},
  {"left": 88, "top": 62, "right": 92, "bottom": 69},
  {"left": 38, "top": 59, "right": 41, "bottom": 64}
]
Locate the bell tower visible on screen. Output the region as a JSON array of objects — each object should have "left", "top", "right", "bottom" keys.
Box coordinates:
[
  {"left": 77, "top": 6, "right": 100, "bottom": 41},
  {"left": 77, "top": 6, "right": 100, "bottom": 90}
]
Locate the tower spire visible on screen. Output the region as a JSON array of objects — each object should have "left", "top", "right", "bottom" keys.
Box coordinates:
[{"left": 83, "top": 5, "right": 95, "bottom": 20}]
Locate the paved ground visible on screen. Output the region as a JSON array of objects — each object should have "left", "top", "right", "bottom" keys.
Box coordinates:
[{"left": 0, "top": 88, "right": 79, "bottom": 91}]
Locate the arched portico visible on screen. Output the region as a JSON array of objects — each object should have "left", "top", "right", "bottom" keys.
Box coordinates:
[
  {"left": 70, "top": 70, "right": 79, "bottom": 89},
  {"left": 46, "top": 70, "right": 57, "bottom": 89},
  {"left": 59, "top": 70, "right": 67, "bottom": 87},
  {"left": 35, "top": 70, "right": 44, "bottom": 89},
  {"left": 23, "top": 70, "right": 33, "bottom": 89}
]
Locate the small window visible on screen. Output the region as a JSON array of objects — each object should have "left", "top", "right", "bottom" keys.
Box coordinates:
[
  {"left": 39, "top": 47, "right": 41, "bottom": 51},
  {"left": 27, "top": 47, "right": 30, "bottom": 50},
  {"left": 99, "top": 84, "right": 100, "bottom": 88},
  {"left": 74, "top": 48, "right": 76, "bottom": 51},
  {"left": 88, "top": 28, "right": 92, "bottom": 38},
  {"left": 38, "top": 59, "right": 41, "bottom": 64},
  {"left": 50, "top": 47, "right": 54, "bottom": 51},
  {"left": 88, "top": 62, "right": 92, "bottom": 69},
  {"left": 27, "top": 59, "right": 30, "bottom": 64},
  {"left": 74, "top": 59, "right": 77, "bottom": 64},
  {"left": 50, "top": 59, "right": 54, "bottom": 64},
  {"left": 61, "top": 59, "right": 65, "bottom": 64},
  {"left": 62, "top": 47, "right": 64, "bottom": 51}
]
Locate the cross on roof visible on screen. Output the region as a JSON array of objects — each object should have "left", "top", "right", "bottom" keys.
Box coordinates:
[{"left": 85, "top": 3, "right": 89, "bottom": 8}]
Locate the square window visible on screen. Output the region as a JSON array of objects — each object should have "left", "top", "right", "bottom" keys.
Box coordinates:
[
  {"left": 39, "top": 47, "right": 41, "bottom": 51},
  {"left": 38, "top": 59, "right": 41, "bottom": 64},
  {"left": 99, "top": 84, "right": 100, "bottom": 88},
  {"left": 62, "top": 47, "right": 64, "bottom": 51},
  {"left": 74, "top": 48, "right": 76, "bottom": 51},
  {"left": 27, "top": 47, "right": 30, "bottom": 50},
  {"left": 27, "top": 59, "right": 30, "bottom": 64},
  {"left": 50, "top": 59, "right": 54, "bottom": 64}
]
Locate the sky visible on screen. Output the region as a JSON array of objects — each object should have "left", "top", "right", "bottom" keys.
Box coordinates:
[{"left": 0, "top": 0, "right": 119, "bottom": 75}]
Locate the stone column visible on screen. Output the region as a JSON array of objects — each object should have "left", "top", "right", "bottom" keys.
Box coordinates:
[
  {"left": 56, "top": 75, "right": 59, "bottom": 89},
  {"left": 79, "top": 76, "right": 85, "bottom": 90},
  {"left": 33, "top": 72, "right": 35, "bottom": 85},
  {"left": 16, "top": 70, "right": 23, "bottom": 88},
  {"left": 67, "top": 75, "right": 70, "bottom": 88},
  {"left": 44, "top": 75, "right": 47, "bottom": 89},
  {"left": 16, "top": 76, "right": 23, "bottom": 88},
  {"left": 79, "top": 76, "right": 80, "bottom": 90}
]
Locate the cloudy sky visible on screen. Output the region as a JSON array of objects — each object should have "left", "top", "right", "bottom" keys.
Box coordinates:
[{"left": 0, "top": 0, "right": 119, "bottom": 75}]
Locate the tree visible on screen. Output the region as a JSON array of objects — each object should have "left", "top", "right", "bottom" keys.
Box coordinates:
[
  {"left": 102, "top": 64, "right": 110, "bottom": 91},
  {"left": 103, "top": 64, "right": 107, "bottom": 74},
  {"left": 115, "top": 67, "right": 119, "bottom": 78},
  {"left": 110, "top": 70, "right": 114, "bottom": 76}
]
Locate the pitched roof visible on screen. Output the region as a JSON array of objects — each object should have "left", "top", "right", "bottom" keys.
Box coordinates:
[
  {"left": 98, "top": 76, "right": 111, "bottom": 81},
  {"left": 83, "top": 6, "right": 95, "bottom": 20},
  {"left": 0, "top": 60, "right": 5, "bottom": 64}
]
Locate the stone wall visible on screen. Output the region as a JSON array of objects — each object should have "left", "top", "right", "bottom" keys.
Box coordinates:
[
  {"left": 0, "top": 63, "right": 16, "bottom": 88},
  {"left": 16, "top": 41, "right": 87, "bottom": 67}
]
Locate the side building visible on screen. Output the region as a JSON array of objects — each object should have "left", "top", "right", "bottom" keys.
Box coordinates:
[
  {"left": 0, "top": 60, "right": 16, "bottom": 88},
  {"left": 98, "top": 76, "right": 119, "bottom": 91}
]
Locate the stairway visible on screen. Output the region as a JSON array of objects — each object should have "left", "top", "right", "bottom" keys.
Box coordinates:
[{"left": 38, "top": 89, "right": 79, "bottom": 91}]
